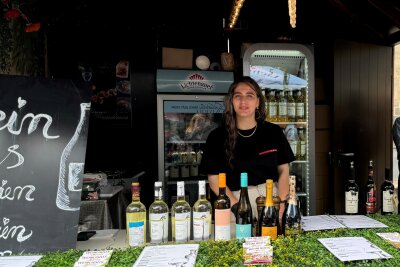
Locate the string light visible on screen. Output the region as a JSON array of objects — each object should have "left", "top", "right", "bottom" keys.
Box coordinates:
[
  {"left": 288, "top": 0, "right": 296, "bottom": 28},
  {"left": 228, "top": 0, "right": 245, "bottom": 29}
]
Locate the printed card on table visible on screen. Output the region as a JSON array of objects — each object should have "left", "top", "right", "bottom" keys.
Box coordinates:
[
  {"left": 377, "top": 232, "right": 400, "bottom": 249},
  {"left": 73, "top": 250, "right": 113, "bottom": 267},
  {"left": 243, "top": 236, "right": 273, "bottom": 265}
]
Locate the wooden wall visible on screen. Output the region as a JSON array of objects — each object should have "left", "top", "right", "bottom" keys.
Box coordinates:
[{"left": 333, "top": 40, "right": 393, "bottom": 214}]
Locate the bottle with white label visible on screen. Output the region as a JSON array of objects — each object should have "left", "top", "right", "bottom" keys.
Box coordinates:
[
  {"left": 214, "top": 173, "right": 231, "bottom": 240},
  {"left": 149, "top": 181, "right": 169, "bottom": 243},
  {"left": 171, "top": 181, "right": 191, "bottom": 242},
  {"left": 345, "top": 161, "right": 359, "bottom": 215},
  {"left": 126, "top": 182, "right": 146, "bottom": 247},
  {"left": 381, "top": 168, "right": 394, "bottom": 215},
  {"left": 192, "top": 180, "right": 212, "bottom": 241}
]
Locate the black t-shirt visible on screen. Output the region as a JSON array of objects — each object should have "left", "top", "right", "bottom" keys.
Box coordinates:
[{"left": 201, "top": 120, "right": 295, "bottom": 191}]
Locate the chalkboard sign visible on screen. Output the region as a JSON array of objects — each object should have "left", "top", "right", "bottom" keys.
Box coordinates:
[{"left": 0, "top": 75, "right": 91, "bottom": 255}]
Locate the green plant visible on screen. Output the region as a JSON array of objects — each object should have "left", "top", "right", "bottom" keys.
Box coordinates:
[
  {"left": 29, "top": 215, "right": 400, "bottom": 266},
  {"left": 0, "top": 0, "right": 43, "bottom": 75}
]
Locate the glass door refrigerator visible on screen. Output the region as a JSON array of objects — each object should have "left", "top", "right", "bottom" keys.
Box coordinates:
[
  {"left": 243, "top": 43, "right": 315, "bottom": 215},
  {"left": 156, "top": 69, "right": 234, "bottom": 206}
]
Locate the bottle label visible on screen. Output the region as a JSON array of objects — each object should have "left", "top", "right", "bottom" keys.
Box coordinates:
[
  {"left": 128, "top": 221, "right": 145, "bottom": 246},
  {"left": 366, "top": 202, "right": 376, "bottom": 213},
  {"left": 193, "top": 211, "right": 211, "bottom": 241},
  {"left": 366, "top": 188, "right": 376, "bottom": 203},
  {"left": 382, "top": 191, "right": 394, "bottom": 212},
  {"left": 174, "top": 212, "right": 190, "bottom": 242},
  {"left": 269, "top": 103, "right": 277, "bottom": 117},
  {"left": 300, "top": 141, "right": 306, "bottom": 157},
  {"left": 214, "top": 209, "right": 230, "bottom": 240},
  {"left": 278, "top": 102, "right": 287, "bottom": 116},
  {"left": 345, "top": 191, "right": 358, "bottom": 214},
  {"left": 149, "top": 213, "right": 168, "bottom": 243},
  {"left": 296, "top": 103, "right": 304, "bottom": 117},
  {"left": 261, "top": 226, "right": 277, "bottom": 240},
  {"left": 285, "top": 224, "right": 301, "bottom": 236},
  {"left": 287, "top": 103, "right": 296, "bottom": 117},
  {"left": 236, "top": 224, "right": 252, "bottom": 239}
]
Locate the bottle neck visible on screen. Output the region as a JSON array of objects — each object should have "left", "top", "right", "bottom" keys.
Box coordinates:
[
  {"left": 154, "top": 187, "right": 163, "bottom": 201},
  {"left": 240, "top": 187, "right": 249, "bottom": 200},
  {"left": 349, "top": 168, "right": 355, "bottom": 182},
  {"left": 288, "top": 180, "right": 297, "bottom": 205},
  {"left": 265, "top": 183, "right": 274, "bottom": 206},
  {"left": 219, "top": 187, "right": 226, "bottom": 196},
  {"left": 198, "top": 183, "right": 206, "bottom": 200},
  {"left": 132, "top": 188, "right": 140, "bottom": 202},
  {"left": 177, "top": 183, "right": 185, "bottom": 200}
]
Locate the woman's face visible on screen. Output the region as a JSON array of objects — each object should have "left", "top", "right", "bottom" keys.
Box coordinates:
[{"left": 232, "top": 82, "right": 260, "bottom": 119}]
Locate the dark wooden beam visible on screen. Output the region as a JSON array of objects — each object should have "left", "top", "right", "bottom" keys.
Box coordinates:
[
  {"left": 328, "top": 0, "right": 384, "bottom": 39},
  {"left": 367, "top": 0, "right": 400, "bottom": 30}
]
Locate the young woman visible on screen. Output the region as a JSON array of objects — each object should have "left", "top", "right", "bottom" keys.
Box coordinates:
[{"left": 201, "top": 76, "right": 295, "bottom": 221}]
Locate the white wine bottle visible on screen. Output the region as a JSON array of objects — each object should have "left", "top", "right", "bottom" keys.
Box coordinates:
[
  {"left": 282, "top": 175, "right": 301, "bottom": 236},
  {"left": 171, "top": 181, "right": 191, "bottom": 243},
  {"left": 235, "top": 172, "right": 253, "bottom": 240},
  {"left": 149, "top": 181, "right": 169, "bottom": 243},
  {"left": 126, "top": 182, "right": 146, "bottom": 247},
  {"left": 192, "top": 180, "right": 212, "bottom": 241},
  {"left": 259, "top": 179, "right": 279, "bottom": 240},
  {"left": 214, "top": 173, "right": 231, "bottom": 241}
]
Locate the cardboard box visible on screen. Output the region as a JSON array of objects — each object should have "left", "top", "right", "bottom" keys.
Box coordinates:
[{"left": 162, "top": 47, "right": 193, "bottom": 69}]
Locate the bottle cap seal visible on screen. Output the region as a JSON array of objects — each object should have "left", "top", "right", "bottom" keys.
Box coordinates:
[{"left": 240, "top": 172, "right": 248, "bottom": 187}]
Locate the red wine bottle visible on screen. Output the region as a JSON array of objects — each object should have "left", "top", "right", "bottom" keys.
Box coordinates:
[
  {"left": 345, "top": 161, "right": 359, "bottom": 215},
  {"left": 365, "top": 160, "right": 376, "bottom": 214},
  {"left": 381, "top": 168, "right": 394, "bottom": 215}
]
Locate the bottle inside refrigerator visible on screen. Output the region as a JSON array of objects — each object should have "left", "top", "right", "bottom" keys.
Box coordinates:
[
  {"left": 243, "top": 43, "right": 315, "bottom": 215},
  {"left": 156, "top": 69, "right": 233, "bottom": 206}
]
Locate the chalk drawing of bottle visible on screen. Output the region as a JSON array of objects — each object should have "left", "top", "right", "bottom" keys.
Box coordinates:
[{"left": 56, "top": 102, "right": 91, "bottom": 211}]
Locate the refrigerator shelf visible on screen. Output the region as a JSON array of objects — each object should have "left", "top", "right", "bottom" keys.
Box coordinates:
[{"left": 166, "top": 140, "right": 206, "bottom": 144}]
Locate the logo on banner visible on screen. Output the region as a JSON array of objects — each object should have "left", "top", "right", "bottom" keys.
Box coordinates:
[{"left": 179, "top": 73, "right": 215, "bottom": 91}]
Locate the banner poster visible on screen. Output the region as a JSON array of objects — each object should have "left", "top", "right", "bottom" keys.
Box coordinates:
[{"left": 80, "top": 60, "right": 132, "bottom": 128}]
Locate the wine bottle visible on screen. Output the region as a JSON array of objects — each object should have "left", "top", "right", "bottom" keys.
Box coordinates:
[
  {"left": 126, "top": 182, "right": 146, "bottom": 247},
  {"left": 282, "top": 175, "right": 302, "bottom": 236},
  {"left": 287, "top": 90, "right": 296, "bottom": 122},
  {"left": 235, "top": 172, "right": 253, "bottom": 240},
  {"left": 259, "top": 179, "right": 279, "bottom": 240},
  {"left": 214, "top": 173, "right": 231, "bottom": 241},
  {"left": 267, "top": 90, "right": 278, "bottom": 122},
  {"left": 365, "top": 160, "right": 377, "bottom": 214},
  {"left": 149, "top": 181, "right": 169, "bottom": 243},
  {"left": 345, "top": 161, "right": 359, "bottom": 215},
  {"left": 295, "top": 89, "right": 305, "bottom": 122},
  {"left": 192, "top": 180, "right": 212, "bottom": 241},
  {"left": 171, "top": 181, "right": 191, "bottom": 242},
  {"left": 381, "top": 168, "right": 394, "bottom": 215}
]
